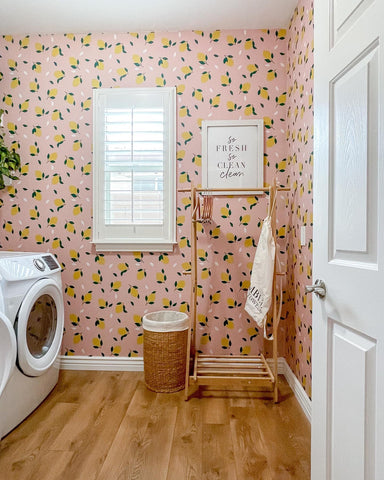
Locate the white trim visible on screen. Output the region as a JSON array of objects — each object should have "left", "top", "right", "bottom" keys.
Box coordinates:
[
  {"left": 58, "top": 355, "right": 311, "bottom": 421},
  {"left": 59, "top": 355, "right": 144, "bottom": 371},
  {"left": 277, "top": 357, "right": 312, "bottom": 422},
  {"left": 92, "top": 87, "right": 176, "bottom": 251},
  {"left": 92, "top": 241, "right": 177, "bottom": 252}
]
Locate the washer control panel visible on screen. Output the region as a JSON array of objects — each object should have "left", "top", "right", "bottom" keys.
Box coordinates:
[
  {"left": 0, "top": 252, "right": 62, "bottom": 281},
  {"left": 42, "top": 254, "right": 60, "bottom": 271}
]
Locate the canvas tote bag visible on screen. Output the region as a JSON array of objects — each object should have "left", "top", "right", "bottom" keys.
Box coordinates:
[{"left": 244, "top": 214, "right": 276, "bottom": 338}]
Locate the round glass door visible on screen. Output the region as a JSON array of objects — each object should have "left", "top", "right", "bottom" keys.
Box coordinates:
[
  {"left": 17, "top": 279, "right": 64, "bottom": 377},
  {"left": 26, "top": 294, "right": 57, "bottom": 359}
]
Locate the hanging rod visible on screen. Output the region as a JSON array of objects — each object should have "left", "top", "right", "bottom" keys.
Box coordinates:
[{"left": 178, "top": 186, "right": 290, "bottom": 194}]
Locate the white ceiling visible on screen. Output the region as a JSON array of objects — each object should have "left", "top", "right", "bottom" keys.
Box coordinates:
[{"left": 0, "top": 0, "right": 298, "bottom": 36}]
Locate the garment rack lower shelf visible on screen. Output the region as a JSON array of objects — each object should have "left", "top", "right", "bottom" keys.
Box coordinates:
[{"left": 189, "top": 354, "right": 275, "bottom": 389}]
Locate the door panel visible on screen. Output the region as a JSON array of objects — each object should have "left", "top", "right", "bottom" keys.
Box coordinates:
[
  {"left": 330, "top": 44, "right": 379, "bottom": 265},
  {"left": 333, "top": 59, "right": 368, "bottom": 254},
  {"left": 330, "top": 322, "right": 376, "bottom": 479},
  {"left": 332, "top": 0, "right": 374, "bottom": 45}
]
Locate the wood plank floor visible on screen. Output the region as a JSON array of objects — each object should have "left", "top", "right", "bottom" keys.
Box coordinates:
[{"left": 0, "top": 371, "right": 310, "bottom": 480}]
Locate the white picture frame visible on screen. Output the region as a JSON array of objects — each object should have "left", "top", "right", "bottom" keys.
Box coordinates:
[{"left": 202, "top": 119, "right": 264, "bottom": 193}]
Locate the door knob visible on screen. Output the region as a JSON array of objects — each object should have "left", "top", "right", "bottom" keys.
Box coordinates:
[{"left": 305, "top": 279, "right": 326, "bottom": 298}]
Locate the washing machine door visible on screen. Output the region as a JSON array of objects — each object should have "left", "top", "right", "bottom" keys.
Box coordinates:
[
  {"left": 16, "top": 278, "right": 64, "bottom": 377},
  {"left": 0, "top": 312, "right": 17, "bottom": 395}
]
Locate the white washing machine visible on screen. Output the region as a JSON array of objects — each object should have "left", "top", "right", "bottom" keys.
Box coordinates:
[{"left": 0, "top": 252, "right": 64, "bottom": 439}]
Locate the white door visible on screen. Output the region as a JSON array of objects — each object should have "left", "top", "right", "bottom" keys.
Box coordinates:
[{"left": 312, "top": 1, "right": 384, "bottom": 479}]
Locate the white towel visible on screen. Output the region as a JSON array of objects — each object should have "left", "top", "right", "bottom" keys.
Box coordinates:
[{"left": 245, "top": 215, "right": 275, "bottom": 337}]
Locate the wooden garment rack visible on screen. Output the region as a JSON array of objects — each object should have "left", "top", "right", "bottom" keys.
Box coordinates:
[{"left": 181, "top": 181, "right": 289, "bottom": 402}]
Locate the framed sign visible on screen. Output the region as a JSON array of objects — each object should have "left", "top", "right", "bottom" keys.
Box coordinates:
[{"left": 202, "top": 119, "right": 264, "bottom": 193}]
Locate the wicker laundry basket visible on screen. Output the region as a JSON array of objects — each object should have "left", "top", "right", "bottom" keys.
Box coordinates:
[{"left": 143, "top": 311, "right": 189, "bottom": 393}]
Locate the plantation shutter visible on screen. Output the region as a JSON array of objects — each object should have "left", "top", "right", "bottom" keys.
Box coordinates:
[
  {"left": 104, "top": 106, "right": 164, "bottom": 225},
  {"left": 93, "top": 88, "right": 176, "bottom": 251}
]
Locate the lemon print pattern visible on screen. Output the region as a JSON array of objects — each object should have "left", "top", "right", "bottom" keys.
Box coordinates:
[
  {"left": 285, "top": 0, "right": 314, "bottom": 398},
  {"left": 0, "top": 13, "right": 313, "bottom": 398}
]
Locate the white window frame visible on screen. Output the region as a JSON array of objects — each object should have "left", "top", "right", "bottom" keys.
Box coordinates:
[{"left": 92, "top": 87, "right": 176, "bottom": 252}]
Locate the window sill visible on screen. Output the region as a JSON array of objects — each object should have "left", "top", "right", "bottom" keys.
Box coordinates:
[{"left": 92, "top": 241, "right": 177, "bottom": 253}]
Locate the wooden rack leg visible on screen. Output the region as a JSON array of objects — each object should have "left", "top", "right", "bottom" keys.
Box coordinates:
[
  {"left": 272, "top": 256, "right": 279, "bottom": 403},
  {"left": 273, "top": 300, "right": 279, "bottom": 403},
  {"left": 184, "top": 186, "right": 197, "bottom": 400},
  {"left": 271, "top": 180, "right": 279, "bottom": 403},
  {"left": 184, "top": 321, "right": 192, "bottom": 400}
]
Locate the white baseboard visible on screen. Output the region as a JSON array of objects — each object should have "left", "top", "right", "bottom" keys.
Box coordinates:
[
  {"left": 277, "top": 357, "right": 311, "bottom": 422},
  {"left": 59, "top": 355, "right": 311, "bottom": 421},
  {"left": 59, "top": 355, "right": 144, "bottom": 371}
]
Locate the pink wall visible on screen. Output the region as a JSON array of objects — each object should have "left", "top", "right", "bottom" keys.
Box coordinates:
[
  {"left": 0, "top": 13, "right": 313, "bottom": 397},
  {"left": 286, "top": 0, "right": 314, "bottom": 398},
  {"left": 0, "top": 30, "right": 288, "bottom": 357}
]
